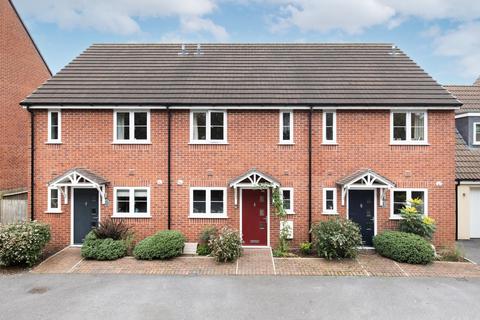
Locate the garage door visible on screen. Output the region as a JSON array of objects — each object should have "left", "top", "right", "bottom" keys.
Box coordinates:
[{"left": 470, "top": 188, "right": 480, "bottom": 238}]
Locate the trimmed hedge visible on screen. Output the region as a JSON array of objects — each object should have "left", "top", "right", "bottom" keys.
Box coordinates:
[
  {"left": 134, "top": 230, "right": 185, "bottom": 260},
  {"left": 373, "top": 231, "right": 434, "bottom": 264},
  {"left": 0, "top": 222, "right": 51, "bottom": 267},
  {"left": 311, "top": 218, "right": 362, "bottom": 260},
  {"left": 81, "top": 231, "right": 128, "bottom": 261}
]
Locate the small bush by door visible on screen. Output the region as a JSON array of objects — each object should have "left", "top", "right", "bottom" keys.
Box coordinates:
[
  {"left": 81, "top": 219, "right": 132, "bottom": 261},
  {"left": 311, "top": 218, "right": 362, "bottom": 260}
]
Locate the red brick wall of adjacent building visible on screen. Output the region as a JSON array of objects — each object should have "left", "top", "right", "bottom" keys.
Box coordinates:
[
  {"left": 0, "top": 0, "right": 50, "bottom": 192},
  {"left": 32, "top": 108, "right": 456, "bottom": 253}
]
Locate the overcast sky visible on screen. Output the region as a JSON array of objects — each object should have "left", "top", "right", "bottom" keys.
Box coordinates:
[{"left": 13, "top": 0, "right": 480, "bottom": 85}]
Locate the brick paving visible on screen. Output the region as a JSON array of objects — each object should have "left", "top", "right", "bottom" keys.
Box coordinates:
[{"left": 31, "top": 247, "right": 480, "bottom": 278}]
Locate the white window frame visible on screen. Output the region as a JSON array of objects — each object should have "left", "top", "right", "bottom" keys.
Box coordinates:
[
  {"left": 47, "top": 186, "right": 61, "bottom": 212},
  {"left": 113, "top": 187, "right": 151, "bottom": 218},
  {"left": 390, "top": 188, "right": 428, "bottom": 220},
  {"left": 390, "top": 111, "right": 428, "bottom": 145},
  {"left": 279, "top": 110, "right": 294, "bottom": 144},
  {"left": 47, "top": 110, "right": 61, "bottom": 143},
  {"left": 280, "top": 187, "right": 294, "bottom": 214},
  {"left": 322, "top": 111, "right": 337, "bottom": 144},
  {"left": 322, "top": 188, "right": 338, "bottom": 215},
  {"left": 473, "top": 122, "right": 480, "bottom": 145},
  {"left": 189, "top": 110, "right": 228, "bottom": 144},
  {"left": 189, "top": 187, "right": 228, "bottom": 218},
  {"left": 113, "top": 110, "right": 151, "bottom": 144}
]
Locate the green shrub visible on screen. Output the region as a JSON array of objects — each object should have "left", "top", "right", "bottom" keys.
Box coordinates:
[
  {"left": 209, "top": 227, "right": 242, "bottom": 262},
  {"left": 196, "top": 243, "right": 210, "bottom": 256},
  {"left": 93, "top": 218, "right": 131, "bottom": 240},
  {"left": 311, "top": 218, "right": 362, "bottom": 260},
  {"left": 373, "top": 231, "right": 435, "bottom": 264},
  {"left": 0, "top": 221, "right": 51, "bottom": 267},
  {"left": 196, "top": 226, "right": 218, "bottom": 256},
  {"left": 134, "top": 230, "right": 185, "bottom": 260},
  {"left": 81, "top": 231, "right": 128, "bottom": 260},
  {"left": 398, "top": 199, "right": 436, "bottom": 240},
  {"left": 299, "top": 242, "right": 312, "bottom": 255}
]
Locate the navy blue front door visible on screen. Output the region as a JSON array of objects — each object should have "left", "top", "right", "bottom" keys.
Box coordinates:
[
  {"left": 348, "top": 190, "right": 375, "bottom": 246},
  {"left": 73, "top": 189, "right": 99, "bottom": 245}
]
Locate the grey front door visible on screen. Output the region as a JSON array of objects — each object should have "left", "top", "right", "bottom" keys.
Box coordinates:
[{"left": 73, "top": 189, "right": 99, "bottom": 245}]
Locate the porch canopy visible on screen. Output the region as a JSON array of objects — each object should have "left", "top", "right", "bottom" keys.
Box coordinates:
[
  {"left": 229, "top": 168, "right": 280, "bottom": 206},
  {"left": 337, "top": 168, "right": 395, "bottom": 206},
  {"left": 48, "top": 168, "right": 108, "bottom": 204}
]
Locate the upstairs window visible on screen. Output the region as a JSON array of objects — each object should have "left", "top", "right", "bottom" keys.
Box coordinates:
[
  {"left": 474, "top": 123, "right": 480, "bottom": 145},
  {"left": 391, "top": 189, "right": 427, "bottom": 219},
  {"left": 48, "top": 110, "right": 61, "bottom": 143},
  {"left": 47, "top": 187, "right": 61, "bottom": 212},
  {"left": 113, "top": 187, "right": 150, "bottom": 218},
  {"left": 114, "top": 110, "right": 150, "bottom": 143},
  {"left": 190, "top": 111, "right": 227, "bottom": 143},
  {"left": 190, "top": 187, "right": 227, "bottom": 218},
  {"left": 391, "top": 111, "right": 427, "bottom": 144},
  {"left": 323, "top": 111, "right": 336, "bottom": 144},
  {"left": 279, "top": 111, "right": 293, "bottom": 144}
]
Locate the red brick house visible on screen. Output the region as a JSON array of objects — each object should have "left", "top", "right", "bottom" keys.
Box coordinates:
[
  {"left": 0, "top": 0, "right": 51, "bottom": 215},
  {"left": 20, "top": 44, "right": 459, "bottom": 252}
]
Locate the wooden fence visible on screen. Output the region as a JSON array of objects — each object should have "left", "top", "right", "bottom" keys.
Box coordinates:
[{"left": 0, "top": 192, "right": 27, "bottom": 224}]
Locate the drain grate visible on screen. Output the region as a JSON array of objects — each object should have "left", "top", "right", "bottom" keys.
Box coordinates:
[{"left": 27, "top": 287, "right": 48, "bottom": 294}]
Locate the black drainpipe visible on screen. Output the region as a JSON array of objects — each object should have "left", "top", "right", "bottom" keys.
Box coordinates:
[
  {"left": 308, "top": 107, "right": 313, "bottom": 242},
  {"left": 167, "top": 106, "right": 171, "bottom": 230},
  {"left": 28, "top": 108, "right": 35, "bottom": 221},
  {"left": 455, "top": 180, "right": 459, "bottom": 241}
]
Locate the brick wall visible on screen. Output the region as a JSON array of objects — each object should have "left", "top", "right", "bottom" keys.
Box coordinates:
[
  {"left": 32, "top": 108, "right": 456, "bottom": 253},
  {"left": 0, "top": 0, "right": 50, "bottom": 192}
]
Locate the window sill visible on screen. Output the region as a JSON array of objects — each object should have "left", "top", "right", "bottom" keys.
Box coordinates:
[
  {"left": 45, "top": 210, "right": 62, "bottom": 214},
  {"left": 390, "top": 142, "right": 430, "bottom": 146},
  {"left": 112, "top": 141, "right": 151, "bottom": 145},
  {"left": 321, "top": 142, "right": 337, "bottom": 145},
  {"left": 389, "top": 216, "right": 403, "bottom": 220},
  {"left": 278, "top": 142, "right": 295, "bottom": 145},
  {"left": 286, "top": 212, "right": 295, "bottom": 215},
  {"left": 322, "top": 212, "right": 338, "bottom": 215},
  {"left": 189, "top": 215, "right": 228, "bottom": 219},
  {"left": 112, "top": 214, "right": 151, "bottom": 219},
  {"left": 45, "top": 141, "right": 62, "bottom": 145},
  {"left": 189, "top": 141, "right": 229, "bottom": 145}
]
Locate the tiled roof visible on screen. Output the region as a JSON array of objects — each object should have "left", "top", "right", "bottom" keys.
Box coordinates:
[
  {"left": 445, "top": 82, "right": 480, "bottom": 114},
  {"left": 22, "top": 43, "right": 460, "bottom": 107},
  {"left": 337, "top": 168, "right": 395, "bottom": 186},
  {"left": 456, "top": 131, "right": 480, "bottom": 180},
  {"left": 49, "top": 167, "right": 108, "bottom": 185}
]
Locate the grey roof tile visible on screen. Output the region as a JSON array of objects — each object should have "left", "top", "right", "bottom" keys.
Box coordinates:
[
  {"left": 445, "top": 82, "right": 480, "bottom": 114},
  {"left": 456, "top": 131, "right": 480, "bottom": 180},
  {"left": 22, "top": 43, "right": 460, "bottom": 107}
]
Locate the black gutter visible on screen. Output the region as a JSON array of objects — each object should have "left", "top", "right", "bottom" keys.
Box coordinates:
[
  {"left": 19, "top": 102, "right": 463, "bottom": 108},
  {"left": 8, "top": 0, "right": 52, "bottom": 76},
  {"left": 308, "top": 107, "right": 313, "bottom": 242},
  {"left": 28, "top": 108, "right": 35, "bottom": 221},
  {"left": 167, "top": 106, "right": 172, "bottom": 230}
]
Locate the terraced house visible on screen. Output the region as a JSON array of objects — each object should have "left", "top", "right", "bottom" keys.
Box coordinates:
[{"left": 20, "top": 44, "right": 460, "bottom": 253}]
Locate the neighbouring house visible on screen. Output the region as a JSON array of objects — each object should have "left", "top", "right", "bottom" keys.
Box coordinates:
[
  {"left": 446, "top": 79, "right": 480, "bottom": 239},
  {"left": 0, "top": 0, "right": 51, "bottom": 222},
  {"left": 20, "top": 43, "right": 460, "bottom": 253}
]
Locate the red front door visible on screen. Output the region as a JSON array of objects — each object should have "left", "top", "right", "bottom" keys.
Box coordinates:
[{"left": 242, "top": 189, "right": 268, "bottom": 246}]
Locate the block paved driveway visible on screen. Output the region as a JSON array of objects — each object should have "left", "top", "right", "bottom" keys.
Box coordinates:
[
  {"left": 32, "top": 247, "right": 480, "bottom": 278},
  {"left": 1, "top": 273, "right": 480, "bottom": 320}
]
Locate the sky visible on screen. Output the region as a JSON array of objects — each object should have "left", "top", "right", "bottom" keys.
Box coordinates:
[{"left": 12, "top": 0, "right": 480, "bottom": 85}]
